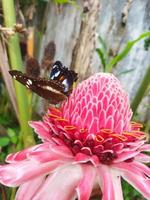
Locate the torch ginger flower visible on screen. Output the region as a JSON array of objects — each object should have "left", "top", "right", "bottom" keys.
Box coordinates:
[{"left": 0, "top": 73, "right": 150, "bottom": 200}]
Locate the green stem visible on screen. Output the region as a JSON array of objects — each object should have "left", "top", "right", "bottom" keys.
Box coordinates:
[
  {"left": 2, "top": 0, "right": 35, "bottom": 147},
  {"left": 131, "top": 66, "right": 150, "bottom": 114},
  {"left": 10, "top": 188, "right": 16, "bottom": 200}
]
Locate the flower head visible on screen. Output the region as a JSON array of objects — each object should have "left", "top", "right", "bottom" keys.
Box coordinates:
[{"left": 0, "top": 73, "right": 150, "bottom": 200}]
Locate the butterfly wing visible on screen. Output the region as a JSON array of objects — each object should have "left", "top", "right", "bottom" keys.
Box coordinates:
[{"left": 9, "top": 70, "right": 67, "bottom": 104}]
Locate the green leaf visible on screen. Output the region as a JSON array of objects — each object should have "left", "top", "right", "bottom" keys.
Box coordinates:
[
  {"left": 117, "top": 68, "right": 135, "bottom": 76},
  {"left": 98, "top": 35, "right": 107, "bottom": 53},
  {"left": 7, "top": 128, "right": 16, "bottom": 137},
  {"left": 54, "top": 0, "right": 76, "bottom": 4},
  {"left": 0, "top": 137, "right": 10, "bottom": 147},
  {"left": 106, "top": 31, "right": 150, "bottom": 72},
  {"left": 0, "top": 115, "right": 12, "bottom": 126},
  {"left": 96, "top": 48, "right": 106, "bottom": 69},
  {"left": 96, "top": 36, "right": 109, "bottom": 71},
  {"left": 10, "top": 136, "right": 18, "bottom": 144}
]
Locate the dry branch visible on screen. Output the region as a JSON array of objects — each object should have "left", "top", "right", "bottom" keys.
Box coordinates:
[{"left": 71, "top": 0, "right": 100, "bottom": 80}]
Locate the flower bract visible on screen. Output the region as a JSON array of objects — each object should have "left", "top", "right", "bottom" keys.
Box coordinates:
[{"left": 0, "top": 73, "right": 150, "bottom": 200}]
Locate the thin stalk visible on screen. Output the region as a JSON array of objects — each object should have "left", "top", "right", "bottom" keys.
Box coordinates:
[
  {"left": 131, "top": 66, "right": 150, "bottom": 114},
  {"left": 2, "top": 0, "right": 35, "bottom": 147},
  {"left": 10, "top": 188, "right": 16, "bottom": 200},
  {"left": 0, "top": 40, "right": 18, "bottom": 118}
]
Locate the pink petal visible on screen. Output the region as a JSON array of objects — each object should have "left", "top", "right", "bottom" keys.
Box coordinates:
[
  {"left": 6, "top": 143, "right": 73, "bottom": 164},
  {"left": 114, "top": 120, "right": 123, "bottom": 134},
  {"left": 28, "top": 149, "right": 72, "bottom": 163},
  {"left": 125, "top": 140, "right": 145, "bottom": 150},
  {"left": 130, "top": 161, "right": 150, "bottom": 177},
  {"left": 112, "top": 162, "right": 150, "bottom": 199},
  {"left": 112, "top": 162, "right": 144, "bottom": 176},
  {"left": 135, "top": 153, "right": 150, "bottom": 163},
  {"left": 99, "top": 109, "right": 106, "bottom": 128},
  {"left": 122, "top": 170, "right": 150, "bottom": 199},
  {"left": 74, "top": 153, "right": 99, "bottom": 166},
  {"left": 32, "top": 164, "right": 82, "bottom": 200},
  {"left": 0, "top": 160, "right": 65, "bottom": 187},
  {"left": 102, "top": 96, "right": 108, "bottom": 110},
  {"left": 48, "top": 145, "right": 73, "bottom": 158},
  {"left": 111, "top": 173, "right": 124, "bottom": 200},
  {"left": 84, "top": 110, "right": 93, "bottom": 129},
  {"left": 113, "top": 151, "right": 139, "bottom": 163},
  {"left": 105, "top": 116, "right": 114, "bottom": 130},
  {"left": 76, "top": 165, "right": 96, "bottom": 200},
  {"left": 29, "top": 121, "right": 52, "bottom": 141},
  {"left": 140, "top": 144, "right": 150, "bottom": 151},
  {"left": 92, "top": 81, "right": 98, "bottom": 96},
  {"left": 15, "top": 176, "right": 45, "bottom": 200},
  {"left": 106, "top": 105, "right": 114, "bottom": 117},
  {"left": 97, "top": 165, "right": 115, "bottom": 200},
  {"left": 89, "top": 117, "right": 99, "bottom": 133},
  {"left": 6, "top": 143, "right": 50, "bottom": 163}
]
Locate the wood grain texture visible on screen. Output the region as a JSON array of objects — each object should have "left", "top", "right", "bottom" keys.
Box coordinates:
[{"left": 71, "top": 0, "right": 100, "bottom": 80}]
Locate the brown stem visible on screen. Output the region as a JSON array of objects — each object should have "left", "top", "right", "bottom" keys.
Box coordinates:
[{"left": 71, "top": 0, "right": 100, "bottom": 80}]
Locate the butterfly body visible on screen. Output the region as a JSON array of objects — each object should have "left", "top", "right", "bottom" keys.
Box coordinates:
[
  {"left": 50, "top": 61, "right": 78, "bottom": 93},
  {"left": 9, "top": 61, "right": 78, "bottom": 104}
]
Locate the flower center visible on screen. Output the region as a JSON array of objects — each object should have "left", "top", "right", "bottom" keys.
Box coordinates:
[{"left": 48, "top": 107, "right": 145, "bottom": 164}]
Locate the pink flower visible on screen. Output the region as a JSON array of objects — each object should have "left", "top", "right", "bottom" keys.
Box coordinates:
[{"left": 0, "top": 73, "right": 150, "bottom": 200}]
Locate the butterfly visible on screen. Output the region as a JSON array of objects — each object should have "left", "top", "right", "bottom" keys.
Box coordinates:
[{"left": 9, "top": 61, "right": 78, "bottom": 104}]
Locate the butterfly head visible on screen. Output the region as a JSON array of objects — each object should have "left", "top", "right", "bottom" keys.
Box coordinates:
[{"left": 50, "top": 61, "right": 78, "bottom": 94}]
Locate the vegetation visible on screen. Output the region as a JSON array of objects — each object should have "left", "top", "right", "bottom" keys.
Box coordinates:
[{"left": 0, "top": 0, "right": 149, "bottom": 199}]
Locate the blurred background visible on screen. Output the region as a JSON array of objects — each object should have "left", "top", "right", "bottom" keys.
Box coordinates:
[{"left": 0, "top": 0, "right": 150, "bottom": 199}]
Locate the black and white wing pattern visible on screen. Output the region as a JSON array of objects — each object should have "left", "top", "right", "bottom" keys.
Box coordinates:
[
  {"left": 9, "top": 70, "right": 67, "bottom": 104},
  {"left": 9, "top": 60, "right": 78, "bottom": 104}
]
